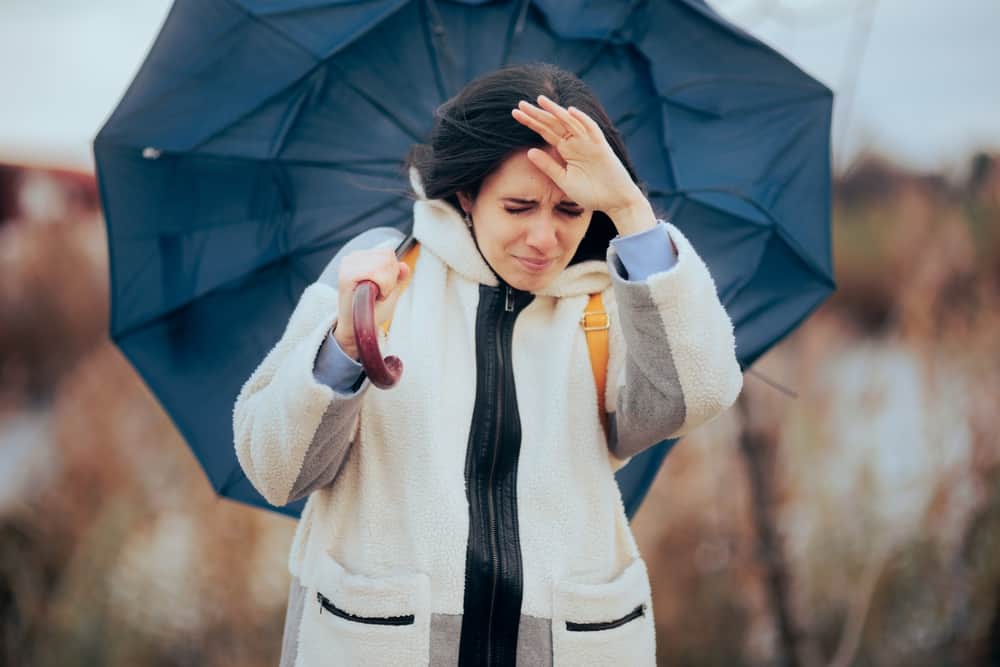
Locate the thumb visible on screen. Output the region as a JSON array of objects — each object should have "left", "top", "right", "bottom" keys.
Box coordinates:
[
  {"left": 374, "top": 261, "right": 410, "bottom": 321},
  {"left": 397, "top": 260, "right": 411, "bottom": 283}
]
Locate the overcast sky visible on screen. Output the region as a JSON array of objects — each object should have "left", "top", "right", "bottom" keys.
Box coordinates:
[{"left": 2, "top": 0, "right": 998, "bottom": 176}]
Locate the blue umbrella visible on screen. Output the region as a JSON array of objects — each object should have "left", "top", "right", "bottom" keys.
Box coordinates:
[{"left": 93, "top": 0, "right": 834, "bottom": 520}]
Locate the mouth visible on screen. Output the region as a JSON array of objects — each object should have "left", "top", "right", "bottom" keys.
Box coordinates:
[{"left": 514, "top": 256, "right": 554, "bottom": 272}]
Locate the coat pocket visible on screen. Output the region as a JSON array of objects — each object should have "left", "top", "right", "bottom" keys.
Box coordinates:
[
  {"left": 296, "top": 551, "right": 431, "bottom": 666},
  {"left": 551, "top": 556, "right": 656, "bottom": 667}
]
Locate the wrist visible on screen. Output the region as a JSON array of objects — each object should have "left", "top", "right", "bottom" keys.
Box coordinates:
[
  {"left": 606, "top": 191, "right": 657, "bottom": 237},
  {"left": 331, "top": 324, "right": 360, "bottom": 361}
]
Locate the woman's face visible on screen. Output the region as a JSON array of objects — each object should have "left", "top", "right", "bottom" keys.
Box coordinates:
[{"left": 456, "top": 146, "right": 594, "bottom": 292}]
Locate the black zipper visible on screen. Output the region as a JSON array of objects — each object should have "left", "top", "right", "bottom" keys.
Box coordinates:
[
  {"left": 566, "top": 603, "right": 646, "bottom": 632},
  {"left": 458, "top": 282, "right": 530, "bottom": 666},
  {"left": 485, "top": 284, "right": 513, "bottom": 665},
  {"left": 316, "top": 591, "right": 415, "bottom": 626}
]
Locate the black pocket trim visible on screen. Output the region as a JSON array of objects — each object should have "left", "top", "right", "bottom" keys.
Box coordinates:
[
  {"left": 565, "top": 603, "right": 645, "bottom": 632},
  {"left": 316, "top": 592, "right": 415, "bottom": 626}
]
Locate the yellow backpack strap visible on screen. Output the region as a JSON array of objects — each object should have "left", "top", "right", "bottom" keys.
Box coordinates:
[
  {"left": 580, "top": 292, "right": 610, "bottom": 438},
  {"left": 379, "top": 242, "right": 420, "bottom": 335}
]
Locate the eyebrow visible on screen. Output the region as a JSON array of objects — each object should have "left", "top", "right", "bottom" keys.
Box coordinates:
[{"left": 501, "top": 197, "right": 582, "bottom": 207}]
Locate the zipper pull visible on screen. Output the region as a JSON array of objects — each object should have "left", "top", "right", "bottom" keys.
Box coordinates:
[{"left": 505, "top": 286, "right": 514, "bottom": 312}]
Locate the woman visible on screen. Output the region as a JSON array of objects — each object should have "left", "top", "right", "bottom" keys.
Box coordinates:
[{"left": 233, "top": 63, "right": 743, "bottom": 666}]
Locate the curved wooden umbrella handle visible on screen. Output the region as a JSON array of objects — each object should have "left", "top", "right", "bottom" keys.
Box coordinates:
[{"left": 351, "top": 279, "right": 403, "bottom": 389}]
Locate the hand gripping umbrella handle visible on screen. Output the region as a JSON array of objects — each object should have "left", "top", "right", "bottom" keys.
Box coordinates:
[{"left": 351, "top": 279, "right": 403, "bottom": 389}]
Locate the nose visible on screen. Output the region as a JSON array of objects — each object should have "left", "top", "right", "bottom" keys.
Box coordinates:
[{"left": 523, "top": 213, "right": 559, "bottom": 256}]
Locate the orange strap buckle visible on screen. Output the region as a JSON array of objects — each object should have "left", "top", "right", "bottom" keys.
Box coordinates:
[{"left": 580, "top": 311, "right": 610, "bottom": 332}]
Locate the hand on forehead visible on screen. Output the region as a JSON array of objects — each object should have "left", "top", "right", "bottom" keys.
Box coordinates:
[{"left": 489, "top": 147, "right": 578, "bottom": 206}]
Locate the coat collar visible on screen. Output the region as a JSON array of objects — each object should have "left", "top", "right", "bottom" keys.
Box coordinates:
[{"left": 409, "top": 166, "right": 610, "bottom": 298}]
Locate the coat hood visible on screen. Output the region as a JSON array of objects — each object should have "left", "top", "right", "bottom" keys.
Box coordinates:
[{"left": 408, "top": 166, "right": 611, "bottom": 298}]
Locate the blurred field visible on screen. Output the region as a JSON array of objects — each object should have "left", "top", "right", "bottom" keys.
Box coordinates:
[{"left": 1, "top": 153, "right": 998, "bottom": 666}]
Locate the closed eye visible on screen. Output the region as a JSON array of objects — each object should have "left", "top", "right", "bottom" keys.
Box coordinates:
[{"left": 505, "top": 207, "right": 583, "bottom": 217}]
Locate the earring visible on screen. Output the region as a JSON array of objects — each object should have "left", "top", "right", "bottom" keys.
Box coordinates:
[{"left": 463, "top": 211, "right": 473, "bottom": 228}]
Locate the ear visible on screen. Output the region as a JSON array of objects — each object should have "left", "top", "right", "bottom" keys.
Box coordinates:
[{"left": 456, "top": 190, "right": 472, "bottom": 214}]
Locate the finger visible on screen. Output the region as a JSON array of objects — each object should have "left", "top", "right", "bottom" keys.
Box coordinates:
[
  {"left": 524, "top": 147, "right": 565, "bottom": 186},
  {"left": 376, "top": 262, "right": 410, "bottom": 315},
  {"left": 567, "top": 106, "right": 604, "bottom": 143},
  {"left": 517, "top": 99, "right": 577, "bottom": 143},
  {"left": 354, "top": 250, "right": 398, "bottom": 300},
  {"left": 379, "top": 279, "right": 404, "bottom": 310},
  {"left": 516, "top": 98, "right": 562, "bottom": 129},
  {"left": 536, "top": 94, "right": 589, "bottom": 138},
  {"left": 376, "top": 257, "right": 406, "bottom": 301},
  {"left": 512, "top": 105, "right": 563, "bottom": 146}
]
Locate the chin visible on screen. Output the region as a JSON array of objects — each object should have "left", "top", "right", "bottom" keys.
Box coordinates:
[
  {"left": 507, "top": 271, "right": 551, "bottom": 293},
  {"left": 502, "top": 255, "right": 566, "bottom": 290}
]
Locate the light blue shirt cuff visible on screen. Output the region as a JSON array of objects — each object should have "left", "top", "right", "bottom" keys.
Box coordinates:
[
  {"left": 610, "top": 220, "right": 678, "bottom": 281},
  {"left": 313, "top": 328, "right": 365, "bottom": 395}
]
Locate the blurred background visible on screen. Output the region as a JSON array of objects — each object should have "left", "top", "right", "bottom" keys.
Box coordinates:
[{"left": 1, "top": 1, "right": 998, "bottom": 665}]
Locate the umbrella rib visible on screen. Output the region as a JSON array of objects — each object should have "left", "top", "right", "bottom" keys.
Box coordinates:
[
  {"left": 220, "top": 0, "right": 320, "bottom": 60},
  {"left": 671, "top": 0, "right": 840, "bottom": 98},
  {"left": 650, "top": 185, "right": 832, "bottom": 280},
  {"left": 104, "top": 137, "right": 413, "bottom": 217},
  {"left": 112, "top": 192, "right": 408, "bottom": 246},
  {"left": 771, "top": 225, "right": 834, "bottom": 288},
  {"left": 613, "top": 101, "right": 680, "bottom": 203},
  {"left": 574, "top": 0, "right": 647, "bottom": 79},
  {"left": 714, "top": 222, "right": 833, "bottom": 358},
  {"left": 499, "top": 0, "right": 532, "bottom": 67},
  {"left": 662, "top": 76, "right": 827, "bottom": 98},
  {"left": 267, "top": 73, "right": 320, "bottom": 160},
  {"left": 101, "top": 0, "right": 319, "bottom": 133},
  {"left": 759, "top": 99, "right": 830, "bottom": 178},
  {"left": 297, "top": 197, "right": 414, "bottom": 259},
  {"left": 745, "top": 367, "right": 799, "bottom": 399},
  {"left": 221, "top": 0, "right": 411, "bottom": 61},
  {"left": 659, "top": 88, "right": 830, "bottom": 122},
  {"left": 188, "top": 0, "right": 323, "bottom": 154},
  {"left": 112, "top": 196, "right": 407, "bottom": 341},
  {"left": 155, "top": 190, "right": 407, "bottom": 247},
  {"left": 327, "top": 61, "right": 427, "bottom": 143},
  {"left": 419, "top": 0, "right": 455, "bottom": 101},
  {"left": 219, "top": 465, "right": 247, "bottom": 497},
  {"left": 662, "top": 76, "right": 814, "bottom": 96},
  {"left": 650, "top": 186, "right": 777, "bottom": 224},
  {"left": 188, "top": 0, "right": 415, "bottom": 153},
  {"left": 727, "top": 233, "right": 832, "bottom": 351},
  {"left": 674, "top": 0, "right": 801, "bottom": 55},
  {"left": 106, "top": 134, "right": 408, "bottom": 172},
  {"left": 305, "top": 202, "right": 414, "bottom": 256},
  {"left": 113, "top": 245, "right": 170, "bottom": 335}
]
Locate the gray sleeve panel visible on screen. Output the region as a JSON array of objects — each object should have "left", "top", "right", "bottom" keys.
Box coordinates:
[
  {"left": 287, "top": 390, "right": 365, "bottom": 504},
  {"left": 605, "top": 260, "right": 687, "bottom": 461},
  {"left": 288, "top": 226, "right": 405, "bottom": 502}
]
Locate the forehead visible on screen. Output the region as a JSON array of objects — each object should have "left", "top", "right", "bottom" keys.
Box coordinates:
[{"left": 481, "top": 148, "right": 570, "bottom": 201}]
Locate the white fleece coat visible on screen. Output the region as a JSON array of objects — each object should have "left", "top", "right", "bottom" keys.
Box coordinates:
[{"left": 233, "top": 167, "right": 744, "bottom": 666}]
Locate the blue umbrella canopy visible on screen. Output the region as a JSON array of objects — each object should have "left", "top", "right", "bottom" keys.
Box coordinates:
[{"left": 93, "top": 0, "right": 834, "bottom": 519}]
